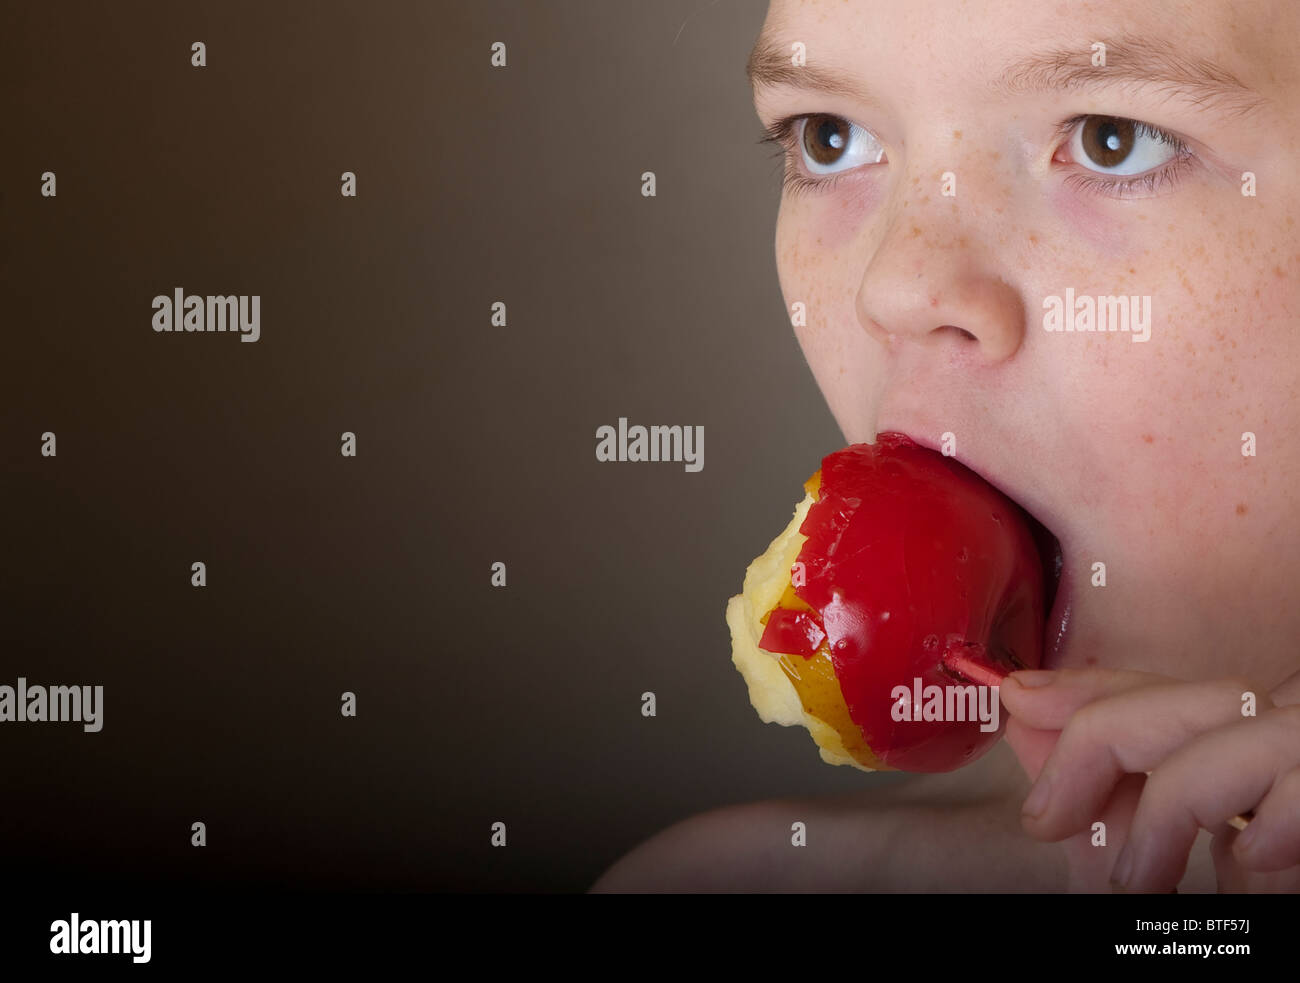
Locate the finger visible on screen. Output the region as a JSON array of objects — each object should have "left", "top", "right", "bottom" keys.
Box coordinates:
[
  {"left": 1000, "top": 667, "right": 1170, "bottom": 731},
  {"left": 1002, "top": 715, "right": 1059, "bottom": 783},
  {"left": 1211, "top": 831, "right": 1252, "bottom": 893},
  {"left": 1117, "top": 706, "right": 1300, "bottom": 892},
  {"left": 1020, "top": 676, "right": 1272, "bottom": 842},
  {"left": 1235, "top": 764, "right": 1300, "bottom": 871},
  {"left": 1004, "top": 716, "right": 1147, "bottom": 888},
  {"left": 1270, "top": 667, "right": 1300, "bottom": 707},
  {"left": 1096, "top": 773, "right": 1148, "bottom": 891},
  {"left": 1211, "top": 830, "right": 1300, "bottom": 893}
]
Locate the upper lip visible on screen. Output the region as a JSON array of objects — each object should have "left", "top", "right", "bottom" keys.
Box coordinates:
[{"left": 871, "top": 424, "right": 1065, "bottom": 550}]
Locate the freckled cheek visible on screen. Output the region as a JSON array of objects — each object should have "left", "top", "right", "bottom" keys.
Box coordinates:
[
  {"left": 777, "top": 179, "right": 883, "bottom": 264},
  {"left": 773, "top": 226, "right": 863, "bottom": 411},
  {"left": 775, "top": 179, "right": 884, "bottom": 311},
  {"left": 1253, "top": 267, "right": 1300, "bottom": 338},
  {"left": 1047, "top": 184, "right": 1134, "bottom": 260},
  {"left": 815, "top": 178, "right": 884, "bottom": 251},
  {"left": 1222, "top": 271, "right": 1300, "bottom": 436}
]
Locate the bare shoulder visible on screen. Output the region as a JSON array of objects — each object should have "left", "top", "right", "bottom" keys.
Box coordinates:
[{"left": 589, "top": 742, "right": 1066, "bottom": 892}]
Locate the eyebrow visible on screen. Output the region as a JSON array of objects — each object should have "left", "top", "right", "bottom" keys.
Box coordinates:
[{"left": 746, "top": 32, "right": 1268, "bottom": 119}]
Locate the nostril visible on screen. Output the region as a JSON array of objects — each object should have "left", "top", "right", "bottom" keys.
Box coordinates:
[{"left": 942, "top": 325, "right": 978, "bottom": 342}]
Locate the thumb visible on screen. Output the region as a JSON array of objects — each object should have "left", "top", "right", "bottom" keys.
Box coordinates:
[{"left": 1003, "top": 713, "right": 1059, "bottom": 784}]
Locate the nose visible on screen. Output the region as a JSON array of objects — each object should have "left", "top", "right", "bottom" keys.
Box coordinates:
[{"left": 856, "top": 197, "right": 1026, "bottom": 364}]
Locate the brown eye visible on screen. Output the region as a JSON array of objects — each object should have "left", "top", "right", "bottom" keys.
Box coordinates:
[
  {"left": 1065, "top": 115, "right": 1181, "bottom": 177},
  {"left": 1080, "top": 117, "right": 1135, "bottom": 168},
  {"left": 796, "top": 115, "right": 886, "bottom": 173},
  {"left": 802, "top": 115, "right": 852, "bottom": 165}
]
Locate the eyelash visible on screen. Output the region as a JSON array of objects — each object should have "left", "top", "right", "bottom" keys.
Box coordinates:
[
  {"left": 757, "top": 113, "right": 1195, "bottom": 200},
  {"left": 757, "top": 116, "right": 853, "bottom": 199}
]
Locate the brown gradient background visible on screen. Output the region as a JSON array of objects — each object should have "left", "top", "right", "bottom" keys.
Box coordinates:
[{"left": 1, "top": 0, "right": 904, "bottom": 891}]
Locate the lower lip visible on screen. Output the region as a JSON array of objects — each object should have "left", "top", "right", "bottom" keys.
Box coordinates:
[{"left": 1043, "top": 563, "right": 1072, "bottom": 668}]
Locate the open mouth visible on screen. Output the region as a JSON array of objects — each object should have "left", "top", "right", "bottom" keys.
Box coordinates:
[
  {"left": 871, "top": 428, "right": 1072, "bottom": 669},
  {"left": 1022, "top": 509, "right": 1068, "bottom": 668},
  {"left": 1024, "top": 512, "right": 1062, "bottom": 625}
]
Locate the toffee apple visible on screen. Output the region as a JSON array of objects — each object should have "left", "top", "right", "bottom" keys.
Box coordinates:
[{"left": 727, "top": 432, "right": 1057, "bottom": 773}]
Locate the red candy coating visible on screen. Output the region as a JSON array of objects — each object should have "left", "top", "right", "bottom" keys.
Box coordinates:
[
  {"left": 757, "top": 433, "right": 1045, "bottom": 772},
  {"left": 758, "top": 607, "right": 827, "bottom": 658}
]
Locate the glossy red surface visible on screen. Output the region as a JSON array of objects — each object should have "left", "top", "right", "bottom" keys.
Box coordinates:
[
  {"left": 757, "top": 607, "right": 827, "bottom": 658},
  {"left": 757, "top": 432, "right": 1045, "bottom": 772}
]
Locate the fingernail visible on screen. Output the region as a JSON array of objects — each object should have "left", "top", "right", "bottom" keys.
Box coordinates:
[
  {"left": 1234, "top": 818, "right": 1260, "bottom": 855},
  {"left": 1011, "top": 671, "right": 1055, "bottom": 688},
  {"left": 1111, "top": 840, "right": 1135, "bottom": 890},
  {"left": 1022, "top": 773, "right": 1052, "bottom": 819}
]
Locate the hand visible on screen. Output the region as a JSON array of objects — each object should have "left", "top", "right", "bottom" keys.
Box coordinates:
[{"left": 999, "top": 666, "right": 1300, "bottom": 893}]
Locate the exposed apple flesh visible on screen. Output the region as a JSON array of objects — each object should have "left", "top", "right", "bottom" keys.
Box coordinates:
[{"left": 749, "top": 432, "right": 1045, "bottom": 773}]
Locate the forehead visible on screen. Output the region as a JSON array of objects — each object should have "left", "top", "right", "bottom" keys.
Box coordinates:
[
  {"left": 757, "top": 0, "right": 1289, "bottom": 95},
  {"left": 762, "top": 0, "right": 1242, "bottom": 34}
]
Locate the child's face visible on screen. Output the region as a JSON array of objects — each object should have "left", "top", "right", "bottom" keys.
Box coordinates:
[{"left": 751, "top": 0, "right": 1300, "bottom": 683}]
